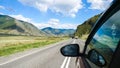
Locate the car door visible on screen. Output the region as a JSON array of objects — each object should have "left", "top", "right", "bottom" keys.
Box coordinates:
[
  {"left": 60, "top": 0, "right": 120, "bottom": 68},
  {"left": 83, "top": 0, "right": 120, "bottom": 68}
]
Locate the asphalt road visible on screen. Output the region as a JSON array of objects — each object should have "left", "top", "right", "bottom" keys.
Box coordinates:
[{"left": 0, "top": 39, "right": 85, "bottom": 68}]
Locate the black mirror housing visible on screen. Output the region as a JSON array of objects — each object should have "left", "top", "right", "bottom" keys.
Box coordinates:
[
  {"left": 60, "top": 44, "right": 80, "bottom": 57},
  {"left": 87, "top": 49, "right": 106, "bottom": 67}
]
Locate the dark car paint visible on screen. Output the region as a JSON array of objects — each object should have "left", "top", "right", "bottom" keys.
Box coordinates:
[{"left": 109, "top": 41, "right": 120, "bottom": 68}]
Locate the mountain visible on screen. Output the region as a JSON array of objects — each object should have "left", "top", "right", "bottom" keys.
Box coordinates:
[
  {"left": 75, "top": 14, "right": 101, "bottom": 37},
  {"left": 0, "top": 15, "right": 45, "bottom": 36},
  {"left": 42, "top": 27, "right": 75, "bottom": 36}
]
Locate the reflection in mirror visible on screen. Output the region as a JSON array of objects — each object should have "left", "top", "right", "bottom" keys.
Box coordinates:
[
  {"left": 60, "top": 44, "right": 80, "bottom": 57},
  {"left": 87, "top": 49, "right": 106, "bottom": 67}
]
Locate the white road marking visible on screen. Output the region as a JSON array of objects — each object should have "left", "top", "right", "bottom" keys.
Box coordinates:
[
  {"left": 60, "top": 39, "right": 76, "bottom": 68},
  {"left": 60, "top": 57, "right": 68, "bottom": 68},
  {"left": 72, "top": 40, "right": 76, "bottom": 44},
  {"left": 65, "top": 57, "right": 71, "bottom": 68}
]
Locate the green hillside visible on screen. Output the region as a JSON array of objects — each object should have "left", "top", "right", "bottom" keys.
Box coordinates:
[
  {"left": 0, "top": 15, "right": 45, "bottom": 36},
  {"left": 75, "top": 14, "right": 101, "bottom": 38}
]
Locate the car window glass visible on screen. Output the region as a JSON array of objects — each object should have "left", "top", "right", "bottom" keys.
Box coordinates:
[{"left": 86, "top": 10, "right": 120, "bottom": 67}]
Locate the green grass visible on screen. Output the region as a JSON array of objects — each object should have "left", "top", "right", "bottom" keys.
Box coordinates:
[
  {"left": 80, "top": 34, "right": 89, "bottom": 40},
  {"left": 0, "top": 36, "right": 66, "bottom": 56}
]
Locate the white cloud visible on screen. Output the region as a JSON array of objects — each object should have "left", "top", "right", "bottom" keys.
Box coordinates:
[
  {"left": 50, "top": 0, "right": 83, "bottom": 18},
  {"left": 0, "top": 5, "right": 5, "bottom": 9},
  {"left": 9, "top": 14, "right": 32, "bottom": 23},
  {"left": 18, "top": 0, "right": 53, "bottom": 12},
  {"left": 35, "top": 18, "right": 78, "bottom": 29},
  {"left": 87, "top": 0, "right": 113, "bottom": 10},
  {"left": 18, "top": 0, "right": 83, "bottom": 17},
  {"left": 0, "top": 5, "right": 15, "bottom": 12},
  {"left": 0, "top": 12, "right": 4, "bottom": 15},
  {"left": 48, "top": 18, "right": 59, "bottom": 25}
]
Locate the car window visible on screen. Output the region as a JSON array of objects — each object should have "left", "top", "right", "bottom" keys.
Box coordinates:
[{"left": 86, "top": 10, "right": 120, "bottom": 68}]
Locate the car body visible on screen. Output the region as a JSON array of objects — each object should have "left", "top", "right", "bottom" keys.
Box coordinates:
[{"left": 60, "top": 0, "right": 120, "bottom": 68}]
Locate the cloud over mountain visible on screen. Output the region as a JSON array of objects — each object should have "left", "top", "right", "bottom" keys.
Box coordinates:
[{"left": 35, "top": 18, "right": 78, "bottom": 29}]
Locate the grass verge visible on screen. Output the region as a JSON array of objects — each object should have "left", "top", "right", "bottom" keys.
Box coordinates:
[
  {"left": 80, "top": 34, "right": 89, "bottom": 40},
  {"left": 0, "top": 36, "right": 66, "bottom": 56}
]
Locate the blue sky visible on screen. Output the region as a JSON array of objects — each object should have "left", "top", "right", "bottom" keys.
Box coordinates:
[{"left": 0, "top": 0, "right": 112, "bottom": 29}]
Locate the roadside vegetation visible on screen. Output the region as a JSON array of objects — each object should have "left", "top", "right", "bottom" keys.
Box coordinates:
[
  {"left": 80, "top": 34, "right": 89, "bottom": 40},
  {"left": 75, "top": 14, "right": 101, "bottom": 38},
  {"left": 0, "top": 36, "right": 67, "bottom": 56}
]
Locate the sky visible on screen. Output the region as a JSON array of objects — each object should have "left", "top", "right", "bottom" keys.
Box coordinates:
[{"left": 0, "top": 0, "right": 113, "bottom": 29}]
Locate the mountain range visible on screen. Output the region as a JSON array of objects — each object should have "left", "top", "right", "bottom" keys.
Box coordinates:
[
  {"left": 41, "top": 27, "right": 75, "bottom": 36},
  {"left": 0, "top": 15, "right": 45, "bottom": 36},
  {"left": 0, "top": 14, "right": 75, "bottom": 36}
]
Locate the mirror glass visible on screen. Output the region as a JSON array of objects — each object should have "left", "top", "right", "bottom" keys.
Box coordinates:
[
  {"left": 60, "top": 44, "right": 80, "bottom": 57},
  {"left": 87, "top": 49, "right": 106, "bottom": 66}
]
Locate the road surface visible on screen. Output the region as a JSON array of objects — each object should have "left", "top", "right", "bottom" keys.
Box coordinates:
[{"left": 0, "top": 39, "right": 85, "bottom": 68}]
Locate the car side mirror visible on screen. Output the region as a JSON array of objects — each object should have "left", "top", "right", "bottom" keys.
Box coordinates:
[
  {"left": 87, "top": 49, "right": 106, "bottom": 67},
  {"left": 60, "top": 44, "right": 81, "bottom": 57}
]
